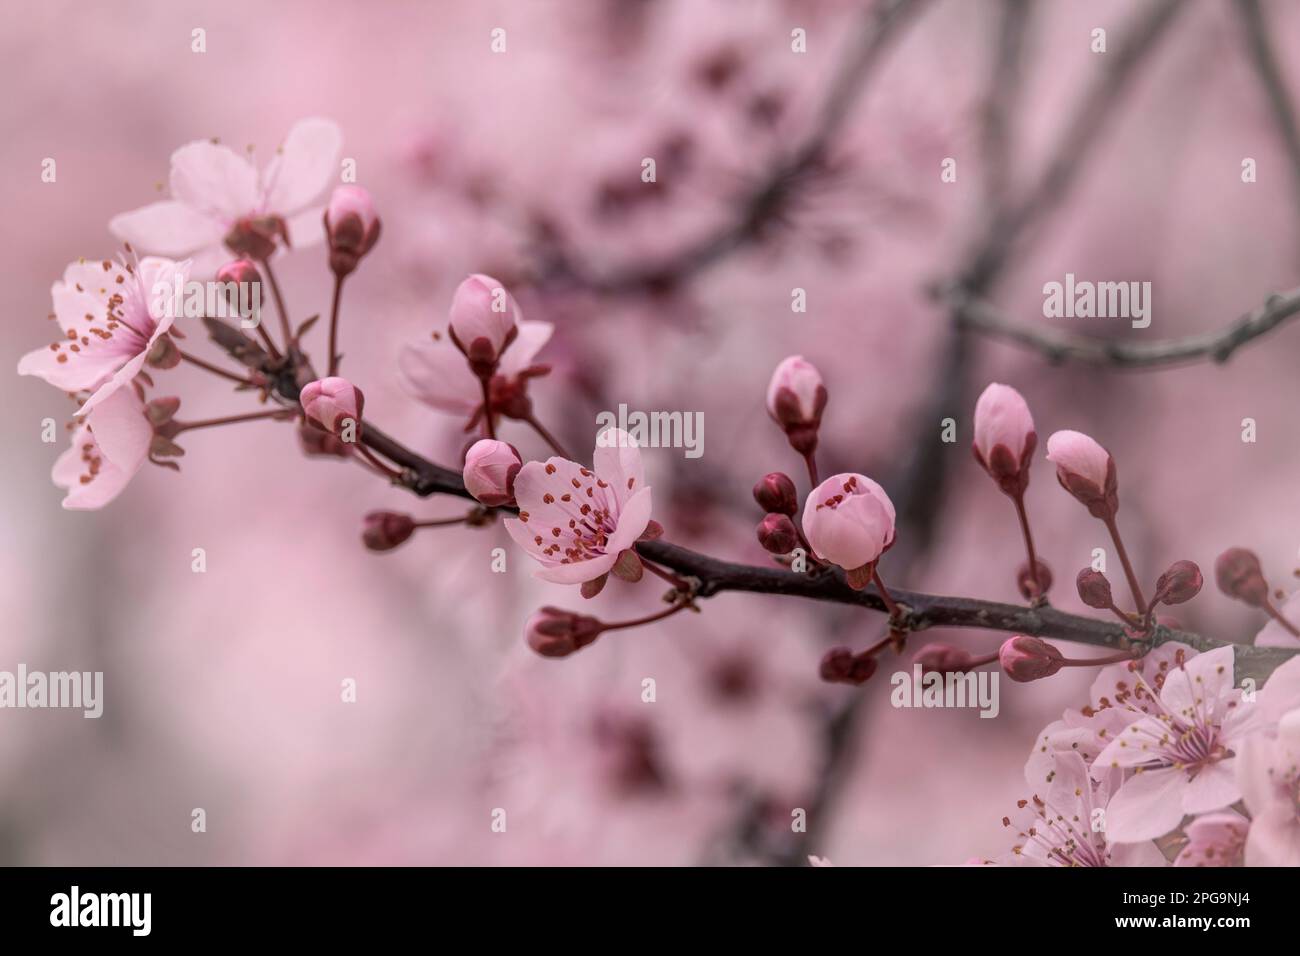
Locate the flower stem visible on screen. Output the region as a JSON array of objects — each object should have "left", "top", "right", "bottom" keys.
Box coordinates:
[
  {"left": 413, "top": 516, "right": 472, "bottom": 529},
  {"left": 479, "top": 376, "right": 496, "bottom": 440},
  {"left": 872, "top": 568, "right": 903, "bottom": 619},
  {"left": 327, "top": 273, "right": 344, "bottom": 376},
  {"left": 524, "top": 413, "right": 569, "bottom": 458},
  {"left": 600, "top": 598, "right": 693, "bottom": 633},
  {"left": 1012, "top": 492, "right": 1043, "bottom": 599},
  {"left": 259, "top": 257, "right": 294, "bottom": 350},
  {"left": 178, "top": 350, "right": 258, "bottom": 386},
  {"left": 355, "top": 442, "right": 404, "bottom": 481},
  {"left": 1102, "top": 514, "right": 1147, "bottom": 616},
  {"left": 1265, "top": 597, "right": 1300, "bottom": 638},
  {"left": 176, "top": 409, "right": 291, "bottom": 433},
  {"left": 642, "top": 559, "right": 692, "bottom": 593},
  {"left": 803, "top": 450, "right": 820, "bottom": 487},
  {"left": 1061, "top": 649, "right": 1136, "bottom": 668}
]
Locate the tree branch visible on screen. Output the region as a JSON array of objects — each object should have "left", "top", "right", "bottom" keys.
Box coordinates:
[
  {"left": 942, "top": 283, "right": 1300, "bottom": 369},
  {"left": 1234, "top": 0, "right": 1300, "bottom": 231}
]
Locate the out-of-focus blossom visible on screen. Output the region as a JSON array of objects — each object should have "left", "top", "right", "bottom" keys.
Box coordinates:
[
  {"left": 972, "top": 383, "right": 1036, "bottom": 496},
  {"left": 1046, "top": 429, "right": 1117, "bottom": 517},
  {"left": 19, "top": 256, "right": 189, "bottom": 415},
  {"left": 1236, "top": 706, "right": 1300, "bottom": 866},
  {"left": 1215, "top": 547, "right": 1270, "bottom": 608},
  {"left": 1255, "top": 592, "right": 1300, "bottom": 648},
  {"left": 110, "top": 118, "right": 342, "bottom": 274},
  {"left": 52, "top": 387, "right": 152, "bottom": 510},
  {"left": 1174, "top": 811, "right": 1249, "bottom": 867},
  {"left": 801, "top": 473, "right": 895, "bottom": 584},
  {"left": 398, "top": 320, "right": 552, "bottom": 421},
  {"left": 912, "top": 643, "right": 978, "bottom": 676},
  {"left": 505, "top": 428, "right": 652, "bottom": 586}
]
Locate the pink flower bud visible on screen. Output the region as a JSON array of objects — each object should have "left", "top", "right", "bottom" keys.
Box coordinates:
[
  {"left": 525, "top": 607, "right": 605, "bottom": 658},
  {"left": 912, "top": 643, "right": 976, "bottom": 676},
  {"left": 819, "top": 647, "right": 876, "bottom": 685},
  {"left": 325, "top": 185, "right": 381, "bottom": 276},
  {"left": 766, "top": 355, "right": 826, "bottom": 454},
  {"left": 1046, "top": 430, "right": 1117, "bottom": 518},
  {"left": 462, "top": 439, "right": 522, "bottom": 507},
  {"left": 972, "top": 383, "right": 1036, "bottom": 496},
  {"left": 448, "top": 273, "right": 520, "bottom": 372},
  {"left": 1016, "top": 559, "right": 1052, "bottom": 601},
  {"left": 1154, "top": 560, "right": 1202, "bottom": 606},
  {"left": 1076, "top": 568, "right": 1114, "bottom": 609},
  {"left": 300, "top": 377, "right": 364, "bottom": 437},
  {"left": 362, "top": 511, "right": 415, "bottom": 552},
  {"left": 756, "top": 513, "right": 799, "bottom": 554},
  {"left": 1214, "top": 548, "right": 1269, "bottom": 608},
  {"left": 999, "top": 636, "right": 1064, "bottom": 683},
  {"left": 753, "top": 471, "right": 798, "bottom": 516},
  {"left": 801, "top": 473, "right": 896, "bottom": 584}
]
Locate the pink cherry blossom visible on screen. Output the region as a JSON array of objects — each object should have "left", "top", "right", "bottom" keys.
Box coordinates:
[
  {"left": 972, "top": 382, "right": 1035, "bottom": 494},
  {"left": 800, "top": 473, "right": 896, "bottom": 574},
  {"left": 110, "top": 118, "right": 342, "bottom": 275},
  {"left": 463, "top": 439, "right": 522, "bottom": 506},
  {"left": 1094, "top": 646, "right": 1261, "bottom": 843},
  {"left": 1173, "top": 811, "right": 1249, "bottom": 866},
  {"left": 998, "top": 751, "right": 1167, "bottom": 866},
  {"left": 299, "top": 377, "right": 364, "bottom": 435},
  {"left": 398, "top": 319, "right": 553, "bottom": 421},
  {"left": 504, "top": 428, "right": 652, "bottom": 585},
  {"left": 1236, "top": 708, "right": 1300, "bottom": 866},
  {"left": 52, "top": 387, "right": 152, "bottom": 510},
  {"left": 18, "top": 256, "right": 189, "bottom": 416},
  {"left": 447, "top": 273, "right": 522, "bottom": 366}
]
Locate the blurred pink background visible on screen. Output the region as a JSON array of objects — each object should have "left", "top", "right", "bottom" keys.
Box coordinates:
[{"left": 2, "top": 0, "right": 1298, "bottom": 865}]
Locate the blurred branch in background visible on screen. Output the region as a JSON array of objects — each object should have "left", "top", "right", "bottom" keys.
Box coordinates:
[{"left": 1234, "top": 0, "right": 1300, "bottom": 235}]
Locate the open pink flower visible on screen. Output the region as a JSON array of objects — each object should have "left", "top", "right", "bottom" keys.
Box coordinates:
[
  {"left": 801, "top": 473, "right": 895, "bottom": 580},
  {"left": 52, "top": 387, "right": 152, "bottom": 510},
  {"left": 110, "top": 118, "right": 342, "bottom": 274},
  {"left": 972, "top": 382, "right": 1035, "bottom": 495},
  {"left": 398, "top": 320, "right": 553, "bottom": 422},
  {"left": 504, "top": 429, "right": 652, "bottom": 586},
  {"left": 18, "top": 256, "right": 189, "bottom": 416},
  {"left": 999, "top": 751, "right": 1166, "bottom": 867},
  {"left": 1094, "top": 646, "right": 1261, "bottom": 843}
]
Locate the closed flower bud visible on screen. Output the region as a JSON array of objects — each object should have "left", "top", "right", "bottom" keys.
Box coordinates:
[
  {"left": 1154, "top": 560, "right": 1202, "bottom": 606},
  {"left": 972, "top": 383, "right": 1036, "bottom": 496},
  {"left": 819, "top": 647, "right": 877, "bottom": 685},
  {"left": 753, "top": 471, "right": 798, "bottom": 516},
  {"left": 325, "top": 185, "right": 381, "bottom": 277},
  {"left": 300, "top": 377, "right": 364, "bottom": 437},
  {"left": 1017, "top": 559, "right": 1052, "bottom": 601},
  {"left": 766, "top": 355, "right": 826, "bottom": 454},
  {"left": 462, "top": 439, "right": 522, "bottom": 507},
  {"left": 525, "top": 607, "right": 605, "bottom": 658},
  {"left": 1076, "top": 568, "right": 1114, "bottom": 610},
  {"left": 448, "top": 273, "right": 520, "bottom": 373},
  {"left": 757, "top": 513, "right": 799, "bottom": 554},
  {"left": 215, "top": 259, "right": 262, "bottom": 322},
  {"left": 1214, "top": 548, "right": 1269, "bottom": 608},
  {"left": 362, "top": 511, "right": 415, "bottom": 552},
  {"left": 912, "top": 643, "right": 976, "bottom": 676},
  {"left": 999, "top": 636, "right": 1064, "bottom": 683},
  {"left": 1046, "top": 430, "right": 1118, "bottom": 518}
]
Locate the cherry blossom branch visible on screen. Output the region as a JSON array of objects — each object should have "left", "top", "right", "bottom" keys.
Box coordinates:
[{"left": 940, "top": 283, "right": 1300, "bottom": 369}]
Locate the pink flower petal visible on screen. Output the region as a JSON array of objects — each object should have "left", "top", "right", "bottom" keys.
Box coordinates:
[
  {"left": 397, "top": 341, "right": 480, "bottom": 416},
  {"left": 169, "top": 140, "right": 260, "bottom": 221},
  {"left": 593, "top": 428, "right": 645, "bottom": 502},
  {"left": 1104, "top": 767, "right": 1188, "bottom": 842},
  {"left": 261, "top": 118, "right": 342, "bottom": 215},
  {"left": 109, "top": 200, "right": 223, "bottom": 257}
]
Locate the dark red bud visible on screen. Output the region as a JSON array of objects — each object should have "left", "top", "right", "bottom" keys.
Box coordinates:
[
  {"left": 362, "top": 511, "right": 416, "bottom": 552},
  {"left": 1155, "top": 560, "right": 1203, "bottom": 606},
  {"left": 1215, "top": 548, "right": 1269, "bottom": 608},
  {"left": 753, "top": 472, "right": 798, "bottom": 516},
  {"left": 1076, "top": 568, "right": 1114, "bottom": 610},
  {"left": 757, "top": 513, "right": 799, "bottom": 554},
  {"left": 819, "top": 647, "right": 877, "bottom": 685},
  {"left": 999, "top": 636, "right": 1064, "bottom": 683}
]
